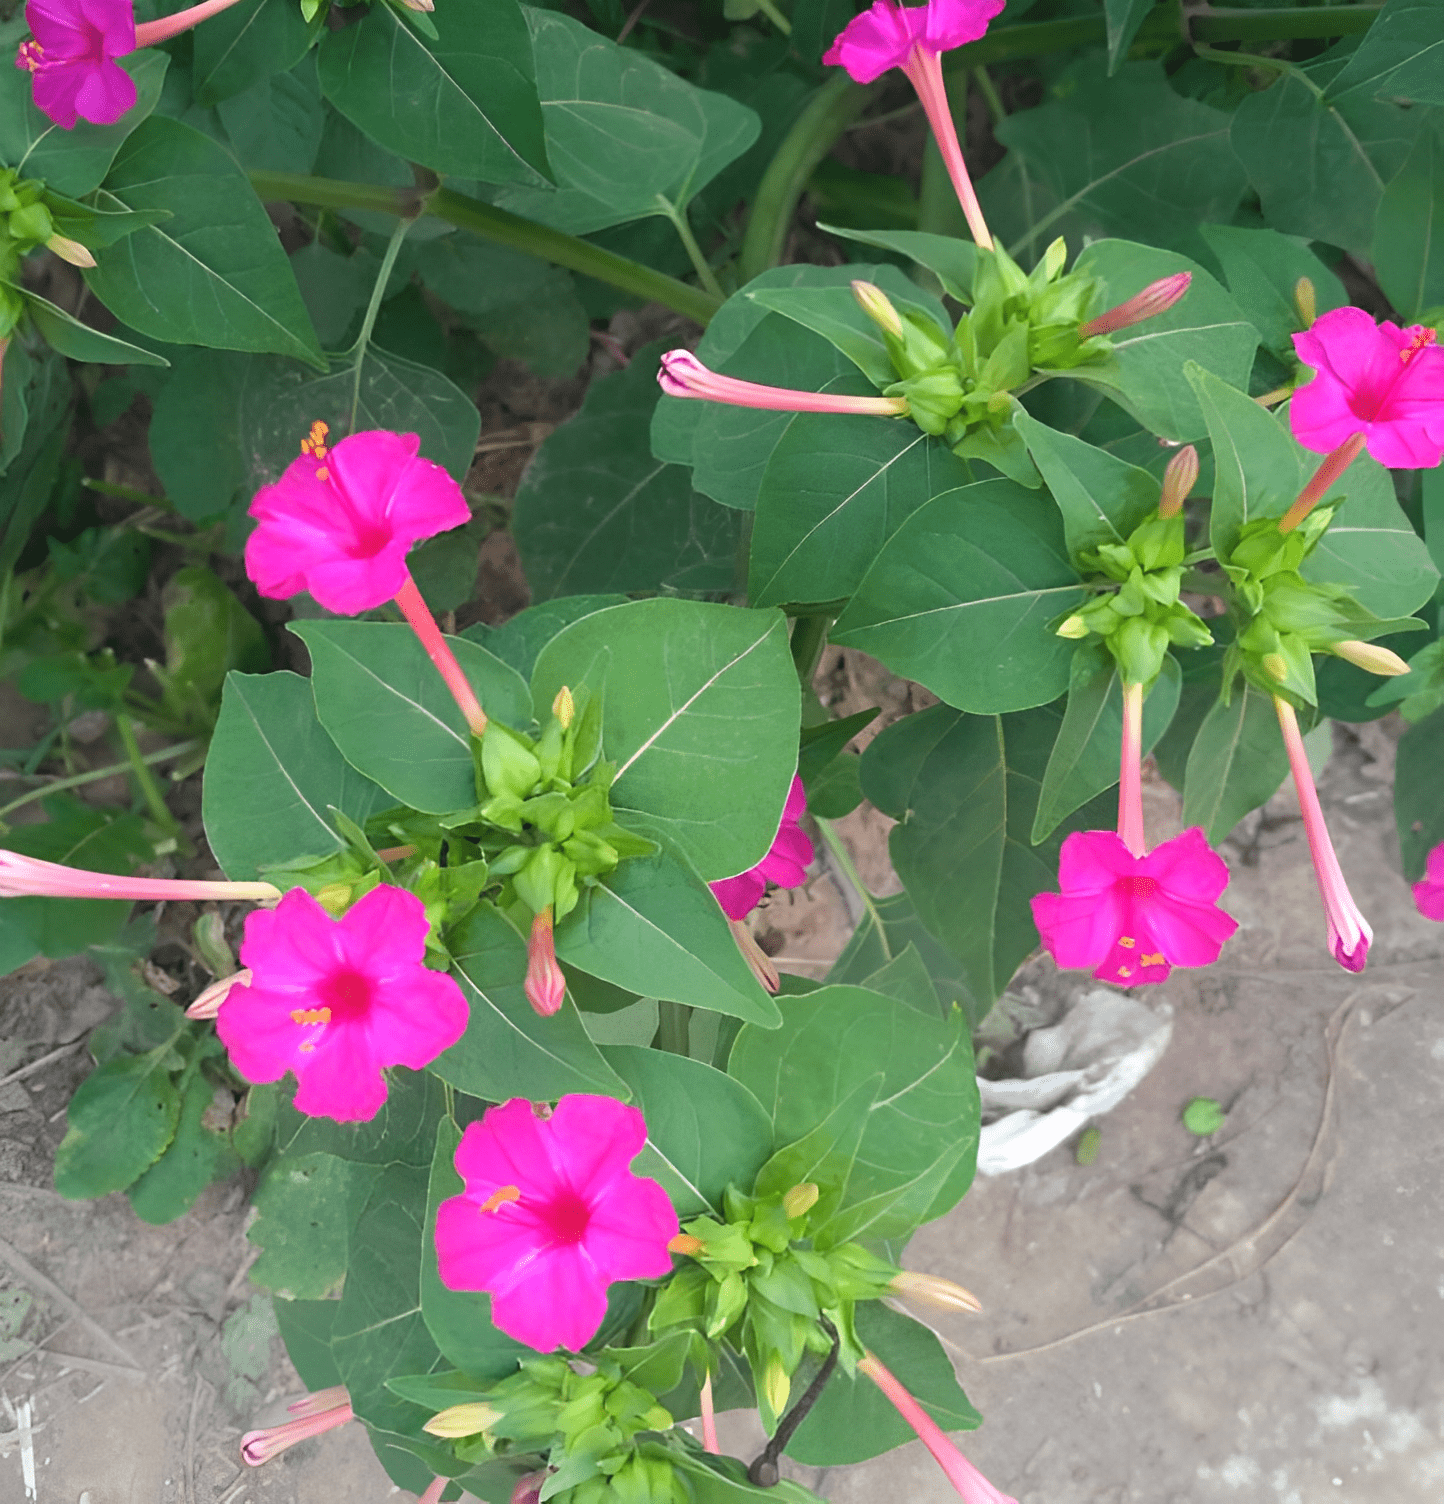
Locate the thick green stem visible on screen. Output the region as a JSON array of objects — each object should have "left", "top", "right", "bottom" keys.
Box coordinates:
[
  {"left": 739, "top": 73, "right": 879, "bottom": 283},
  {"left": 248, "top": 172, "right": 721, "bottom": 326},
  {"left": 656, "top": 999, "right": 691, "bottom": 1056}
]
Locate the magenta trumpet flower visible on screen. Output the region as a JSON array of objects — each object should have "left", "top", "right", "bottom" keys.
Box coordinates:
[
  {"left": 241, "top": 1392, "right": 354, "bottom": 1466},
  {"left": 658, "top": 349, "right": 908, "bottom": 416},
  {"left": 824, "top": 0, "right": 1004, "bottom": 249},
  {"left": 1031, "top": 682, "right": 1238, "bottom": 985},
  {"left": 1274, "top": 697, "right": 1371, "bottom": 971},
  {"left": 434, "top": 1095, "right": 678, "bottom": 1354}
]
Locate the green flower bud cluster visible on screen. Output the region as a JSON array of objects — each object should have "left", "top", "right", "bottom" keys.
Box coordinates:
[
  {"left": 650, "top": 1182, "right": 899, "bottom": 1433},
  {"left": 435, "top": 1355, "right": 686, "bottom": 1504},
  {"left": 0, "top": 169, "right": 95, "bottom": 339},
  {"left": 1059, "top": 511, "right": 1214, "bottom": 686}
]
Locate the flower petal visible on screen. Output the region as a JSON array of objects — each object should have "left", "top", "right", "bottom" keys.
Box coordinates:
[{"left": 487, "top": 1244, "right": 610, "bottom": 1353}]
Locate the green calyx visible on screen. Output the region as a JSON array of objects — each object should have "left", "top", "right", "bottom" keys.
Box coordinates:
[{"left": 1063, "top": 511, "right": 1214, "bottom": 686}]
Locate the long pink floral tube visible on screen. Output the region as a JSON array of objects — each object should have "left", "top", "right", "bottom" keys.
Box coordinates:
[
  {"left": 901, "top": 45, "right": 993, "bottom": 250},
  {"left": 1273, "top": 697, "right": 1372, "bottom": 971},
  {"left": 0, "top": 851, "right": 280, "bottom": 904},
  {"left": 658, "top": 350, "right": 907, "bottom": 414},
  {"left": 394, "top": 577, "right": 488, "bottom": 737},
  {"left": 857, "top": 1352, "right": 1017, "bottom": 1504},
  {"left": 133, "top": 0, "right": 245, "bottom": 47},
  {"left": 1117, "top": 680, "right": 1145, "bottom": 858},
  {"left": 1278, "top": 432, "right": 1366, "bottom": 533}
]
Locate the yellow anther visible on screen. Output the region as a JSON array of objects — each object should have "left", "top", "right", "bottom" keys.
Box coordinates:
[
  {"left": 300, "top": 419, "right": 330, "bottom": 460},
  {"left": 290, "top": 1007, "right": 332, "bottom": 1026},
  {"left": 478, "top": 1185, "right": 521, "bottom": 1215},
  {"left": 1117, "top": 936, "right": 1136, "bottom": 948},
  {"left": 1141, "top": 953, "right": 1166, "bottom": 967},
  {"left": 552, "top": 685, "right": 575, "bottom": 730},
  {"left": 1117, "top": 966, "right": 1133, "bottom": 978}
]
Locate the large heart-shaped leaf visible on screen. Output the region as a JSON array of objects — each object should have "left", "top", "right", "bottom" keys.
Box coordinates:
[{"left": 1181, "top": 685, "right": 1295, "bottom": 843}]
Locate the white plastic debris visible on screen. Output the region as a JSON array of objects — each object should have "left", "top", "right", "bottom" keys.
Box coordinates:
[{"left": 975, "top": 987, "right": 1173, "bottom": 1175}]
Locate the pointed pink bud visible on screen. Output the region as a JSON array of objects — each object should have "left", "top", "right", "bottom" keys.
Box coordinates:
[
  {"left": 418, "top": 1478, "right": 448, "bottom": 1504},
  {"left": 1274, "top": 698, "right": 1371, "bottom": 971},
  {"left": 186, "top": 968, "right": 253, "bottom": 1020},
  {"left": 511, "top": 1473, "right": 548, "bottom": 1504},
  {"left": 525, "top": 907, "right": 566, "bottom": 1016},
  {"left": 241, "top": 1398, "right": 354, "bottom": 1465},
  {"left": 657, "top": 350, "right": 908, "bottom": 416},
  {"left": 285, "top": 1385, "right": 351, "bottom": 1419},
  {"left": 1158, "top": 444, "right": 1199, "bottom": 519},
  {"left": 0, "top": 851, "right": 280, "bottom": 904},
  {"left": 1079, "top": 273, "right": 1192, "bottom": 339}
]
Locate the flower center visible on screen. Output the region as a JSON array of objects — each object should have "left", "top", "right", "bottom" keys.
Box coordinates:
[
  {"left": 1122, "top": 875, "right": 1158, "bottom": 898},
  {"left": 16, "top": 40, "right": 43, "bottom": 71},
  {"left": 319, "top": 967, "right": 373, "bottom": 1021},
  {"left": 541, "top": 1190, "right": 592, "bottom": 1245}
]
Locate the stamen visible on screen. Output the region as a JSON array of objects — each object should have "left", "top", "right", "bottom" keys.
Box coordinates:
[
  {"left": 1400, "top": 327, "right": 1437, "bottom": 364},
  {"left": 478, "top": 1185, "right": 521, "bottom": 1214},
  {"left": 1117, "top": 936, "right": 1136, "bottom": 948},
  {"left": 16, "top": 39, "right": 43, "bottom": 71},
  {"left": 1141, "top": 953, "right": 1166, "bottom": 967},
  {"left": 1117, "top": 966, "right": 1132, "bottom": 978},
  {"left": 299, "top": 419, "right": 330, "bottom": 460},
  {"left": 290, "top": 1007, "right": 332, "bottom": 1026}
]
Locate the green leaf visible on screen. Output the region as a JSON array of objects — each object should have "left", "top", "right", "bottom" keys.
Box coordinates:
[
  {"left": 749, "top": 417, "right": 970, "bottom": 611},
  {"left": 235, "top": 346, "right": 481, "bottom": 486},
  {"left": 832, "top": 478, "right": 1083, "bottom": 714},
  {"left": 216, "top": 57, "right": 327, "bottom": 175},
  {"left": 290, "top": 620, "right": 530, "bottom": 816},
  {"left": 1032, "top": 649, "right": 1181, "bottom": 843},
  {"left": 601, "top": 1045, "right": 774, "bottom": 1216},
  {"left": 273, "top": 1297, "right": 343, "bottom": 1391},
  {"left": 1180, "top": 686, "right": 1293, "bottom": 843},
  {"left": 859, "top": 943, "right": 943, "bottom": 1017},
  {"left": 1197, "top": 224, "right": 1348, "bottom": 358},
  {"left": 203, "top": 670, "right": 391, "bottom": 879},
  {"left": 159, "top": 564, "right": 269, "bottom": 723},
  {"left": 814, "top": 225, "right": 976, "bottom": 302},
  {"left": 749, "top": 1074, "right": 877, "bottom": 1217},
  {"left": 17, "top": 287, "right": 169, "bottom": 367},
  {"left": 729, "top": 984, "right": 979, "bottom": 1229},
  {"left": 1373, "top": 116, "right": 1444, "bottom": 321},
  {"left": 514, "top": 346, "right": 742, "bottom": 600},
  {"left": 1014, "top": 412, "right": 1160, "bottom": 558},
  {"left": 1104, "top": 0, "right": 1155, "bottom": 74},
  {"left": 530, "top": 599, "right": 799, "bottom": 881},
  {"left": 558, "top": 843, "right": 781, "bottom": 1027},
  {"left": 434, "top": 902, "right": 628, "bottom": 1103},
  {"left": 786, "top": 1304, "right": 979, "bottom": 1466},
  {"left": 146, "top": 348, "right": 245, "bottom": 520},
  {"left": 54, "top": 1052, "right": 180, "bottom": 1199},
  {"left": 249, "top": 1152, "right": 382, "bottom": 1300},
  {"left": 127, "top": 1070, "right": 236, "bottom": 1225},
  {"left": 422, "top": 1119, "right": 530, "bottom": 1378},
  {"left": 317, "top": 0, "right": 549, "bottom": 186},
  {"left": 1231, "top": 70, "right": 1419, "bottom": 255},
  {"left": 0, "top": 49, "right": 168, "bottom": 196},
  {"left": 466, "top": 595, "right": 628, "bottom": 681},
  {"left": 861, "top": 703, "right": 1117, "bottom": 1015},
  {"left": 1396, "top": 704, "right": 1444, "bottom": 880},
  {"left": 1324, "top": 0, "right": 1444, "bottom": 107},
  {"left": 275, "top": 1067, "right": 447, "bottom": 1169},
  {"left": 192, "top": 0, "right": 314, "bottom": 105},
  {"left": 85, "top": 116, "right": 322, "bottom": 364},
  {"left": 992, "top": 60, "right": 1247, "bottom": 251},
  {"left": 828, "top": 889, "right": 974, "bottom": 1022},
  {"left": 493, "top": 7, "right": 758, "bottom": 233},
  {"left": 1063, "top": 240, "right": 1257, "bottom": 442}
]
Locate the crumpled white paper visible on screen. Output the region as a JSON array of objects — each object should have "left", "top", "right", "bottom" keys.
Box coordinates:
[{"left": 975, "top": 987, "right": 1173, "bottom": 1176}]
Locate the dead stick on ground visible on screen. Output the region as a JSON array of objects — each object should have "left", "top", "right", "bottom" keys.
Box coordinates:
[
  {"left": 0, "top": 1041, "right": 81, "bottom": 1090},
  {"left": 0, "top": 1234, "right": 141, "bottom": 1369},
  {"left": 961, "top": 991, "right": 1362, "bottom": 1365}
]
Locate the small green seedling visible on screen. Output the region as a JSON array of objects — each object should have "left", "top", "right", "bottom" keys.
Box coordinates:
[
  {"left": 1075, "top": 1127, "right": 1101, "bottom": 1165},
  {"left": 1182, "top": 1097, "right": 1226, "bottom": 1136}
]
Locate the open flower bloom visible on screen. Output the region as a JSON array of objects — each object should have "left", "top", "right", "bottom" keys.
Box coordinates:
[
  {"left": 216, "top": 884, "right": 469, "bottom": 1123},
  {"left": 710, "top": 776, "right": 813, "bottom": 921},
  {"left": 658, "top": 349, "right": 907, "bottom": 415},
  {"left": 824, "top": 0, "right": 1005, "bottom": 248},
  {"left": 1291, "top": 306, "right": 1444, "bottom": 468},
  {"left": 241, "top": 1392, "right": 354, "bottom": 1465},
  {"left": 1412, "top": 841, "right": 1444, "bottom": 922},
  {"left": 1274, "top": 697, "right": 1371, "bottom": 971},
  {"left": 435, "top": 1095, "right": 678, "bottom": 1353},
  {"left": 1031, "top": 682, "right": 1237, "bottom": 984},
  {"left": 0, "top": 850, "right": 280, "bottom": 904},
  {"left": 857, "top": 1351, "right": 1017, "bottom": 1503}
]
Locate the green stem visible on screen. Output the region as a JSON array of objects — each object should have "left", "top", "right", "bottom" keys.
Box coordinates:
[
  {"left": 349, "top": 216, "right": 413, "bottom": 431},
  {"left": 656, "top": 999, "right": 691, "bottom": 1056},
  {"left": 81, "top": 477, "right": 172, "bottom": 509},
  {"left": 789, "top": 614, "right": 831, "bottom": 688},
  {"left": 1192, "top": 41, "right": 1322, "bottom": 95},
  {"left": 114, "top": 714, "right": 184, "bottom": 838},
  {"left": 739, "top": 73, "right": 879, "bottom": 283},
  {"left": 754, "top": 0, "right": 792, "bottom": 35},
  {"left": 816, "top": 817, "right": 888, "bottom": 959},
  {"left": 0, "top": 568, "right": 12, "bottom": 662},
  {"left": 247, "top": 172, "right": 721, "bottom": 326},
  {"left": 656, "top": 196, "right": 725, "bottom": 301},
  {"left": 973, "top": 65, "right": 1006, "bottom": 126}
]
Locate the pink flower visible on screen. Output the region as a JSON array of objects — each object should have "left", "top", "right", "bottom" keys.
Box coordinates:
[
  {"left": 1412, "top": 842, "right": 1444, "bottom": 922},
  {"left": 17, "top": 0, "right": 135, "bottom": 130},
  {"left": 823, "top": 1, "right": 1003, "bottom": 248},
  {"left": 434, "top": 1095, "right": 679, "bottom": 1353},
  {"left": 1274, "top": 697, "right": 1371, "bottom": 971},
  {"left": 241, "top": 1392, "right": 353, "bottom": 1465},
  {"left": 1290, "top": 306, "right": 1444, "bottom": 468},
  {"left": 857, "top": 1351, "right": 1017, "bottom": 1504},
  {"left": 709, "top": 775, "right": 813, "bottom": 921},
  {"left": 1031, "top": 828, "right": 1238, "bottom": 985},
  {"left": 823, "top": 0, "right": 1003, "bottom": 84},
  {"left": 186, "top": 968, "right": 253, "bottom": 1020},
  {"left": 658, "top": 350, "right": 907, "bottom": 416},
  {"left": 245, "top": 425, "right": 470, "bottom": 615},
  {"left": 0, "top": 850, "right": 279, "bottom": 903},
  {"left": 216, "top": 885, "right": 469, "bottom": 1123}
]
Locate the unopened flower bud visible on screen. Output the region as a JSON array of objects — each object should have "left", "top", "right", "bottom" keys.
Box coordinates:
[
  {"left": 315, "top": 881, "right": 353, "bottom": 915},
  {"left": 781, "top": 1182, "right": 819, "bottom": 1219},
  {"left": 1056, "top": 613, "right": 1090, "bottom": 640},
  {"left": 552, "top": 684, "right": 575, "bottom": 730},
  {"left": 762, "top": 1356, "right": 790, "bottom": 1419},
  {"left": 1294, "top": 275, "right": 1316, "bottom": 328},
  {"left": 193, "top": 910, "right": 235, "bottom": 977},
  {"left": 727, "top": 916, "right": 779, "bottom": 994},
  {"left": 46, "top": 233, "right": 94, "bottom": 268},
  {"left": 1079, "top": 272, "right": 1191, "bottom": 339},
  {"left": 423, "top": 1402, "right": 501, "bottom": 1439},
  {"left": 1158, "top": 444, "right": 1199, "bottom": 519},
  {"left": 890, "top": 1268, "right": 983, "bottom": 1315},
  {"left": 1262, "top": 652, "right": 1290, "bottom": 683},
  {"left": 242, "top": 1396, "right": 354, "bottom": 1465},
  {"left": 1331, "top": 639, "right": 1410, "bottom": 676},
  {"left": 511, "top": 1473, "right": 547, "bottom": 1504},
  {"left": 852, "top": 280, "right": 903, "bottom": 339},
  {"left": 186, "top": 968, "right": 252, "bottom": 1020},
  {"left": 524, "top": 907, "right": 565, "bottom": 1016},
  {"left": 1040, "top": 236, "right": 1068, "bottom": 281},
  {"left": 669, "top": 1232, "right": 706, "bottom": 1256}
]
